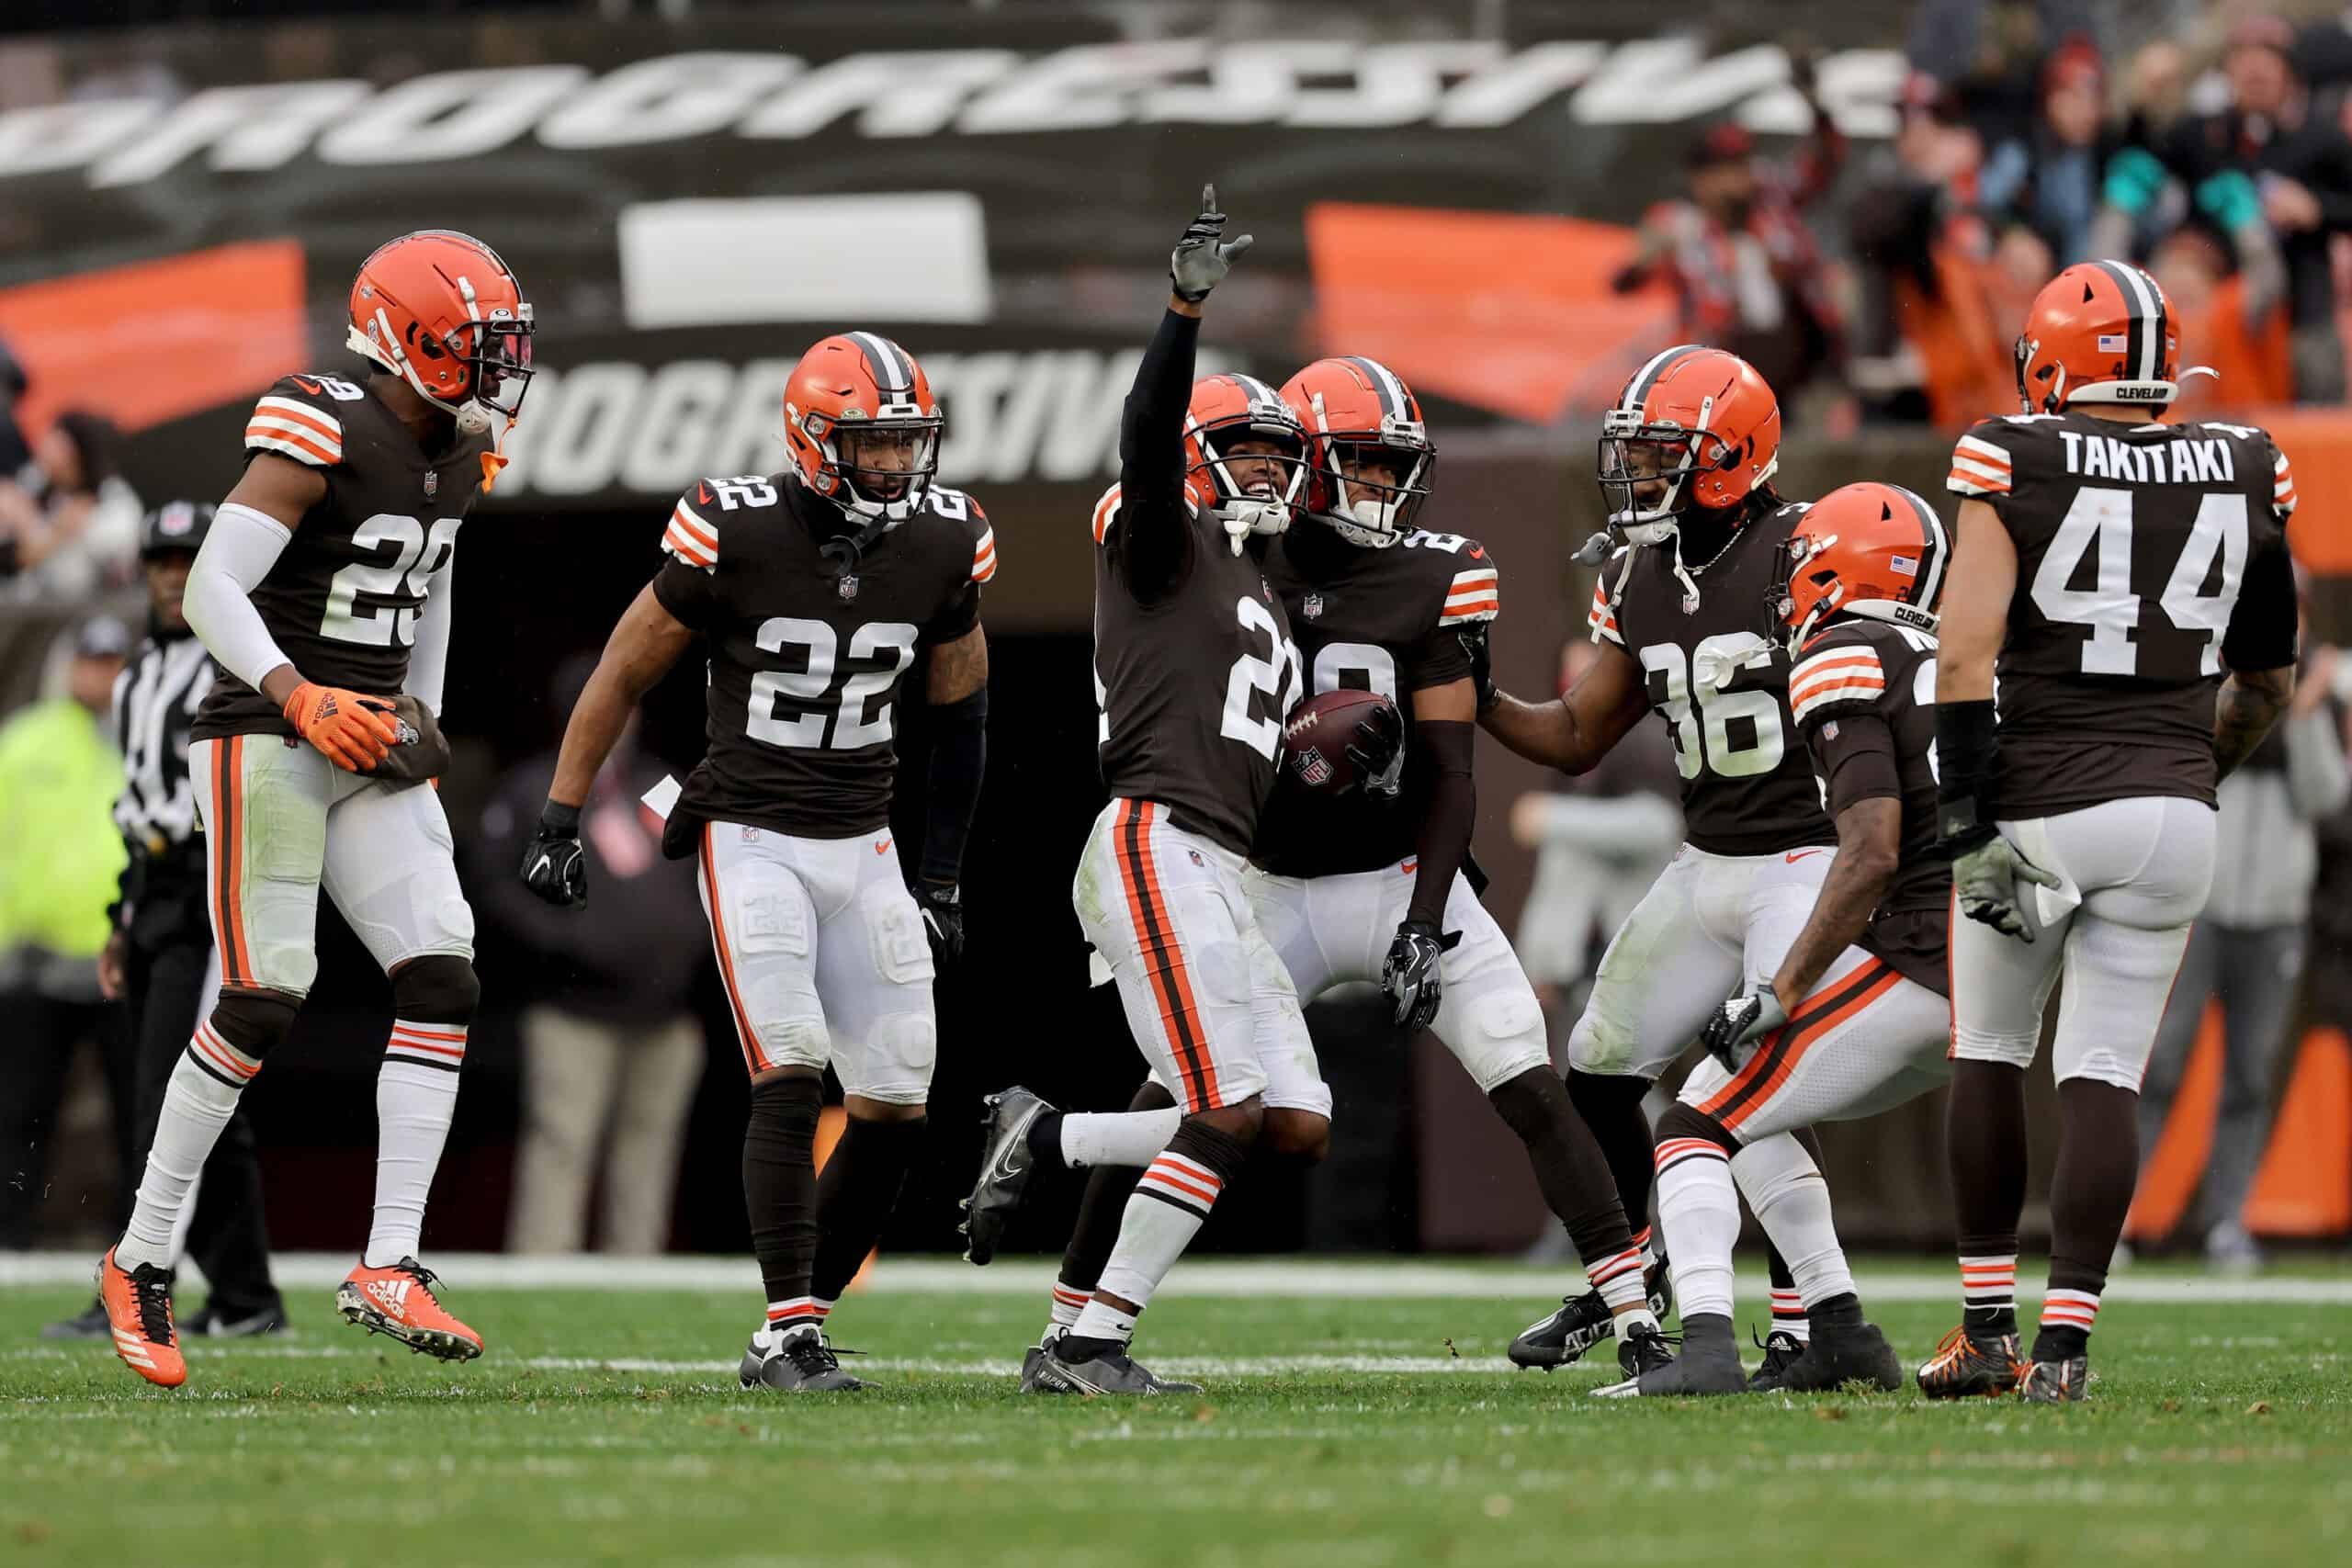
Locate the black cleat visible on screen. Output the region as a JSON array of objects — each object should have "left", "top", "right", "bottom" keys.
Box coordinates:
[
  {"left": 2019, "top": 1355, "right": 2089, "bottom": 1404},
  {"left": 1747, "top": 1327, "right": 1806, "bottom": 1391},
  {"left": 961, "top": 1086, "right": 1056, "bottom": 1266},
  {"left": 1917, "top": 1325, "right": 2027, "bottom": 1399},
  {"left": 1032, "top": 1338, "right": 1201, "bottom": 1396},
  {"left": 40, "top": 1298, "right": 110, "bottom": 1340},
  {"left": 183, "top": 1301, "right": 288, "bottom": 1337},
  {"left": 1777, "top": 1319, "right": 1903, "bottom": 1393},
  {"left": 1018, "top": 1331, "right": 1063, "bottom": 1393},
  {"left": 740, "top": 1326, "right": 869, "bottom": 1392},
  {"left": 1507, "top": 1259, "right": 1674, "bottom": 1371},
  {"left": 1599, "top": 1314, "right": 1744, "bottom": 1397}
]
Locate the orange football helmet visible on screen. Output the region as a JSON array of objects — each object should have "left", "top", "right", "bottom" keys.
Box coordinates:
[
  {"left": 1279, "top": 355, "right": 1435, "bottom": 548},
  {"left": 1769, "top": 481, "right": 1950, "bottom": 651},
  {"left": 345, "top": 231, "right": 533, "bottom": 434},
  {"left": 782, "top": 332, "right": 944, "bottom": 522},
  {"left": 1185, "top": 372, "right": 1307, "bottom": 550},
  {"left": 1599, "top": 344, "right": 1781, "bottom": 542},
  {"left": 2015, "top": 260, "right": 2186, "bottom": 412}
]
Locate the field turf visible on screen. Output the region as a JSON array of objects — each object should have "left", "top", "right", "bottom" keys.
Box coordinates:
[{"left": 2, "top": 1259, "right": 2346, "bottom": 1567}]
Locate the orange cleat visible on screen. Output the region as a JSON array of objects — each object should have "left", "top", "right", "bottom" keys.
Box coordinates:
[
  {"left": 1917, "top": 1324, "right": 2027, "bottom": 1399},
  {"left": 336, "top": 1258, "right": 483, "bottom": 1361},
  {"left": 97, "top": 1247, "right": 186, "bottom": 1388}
]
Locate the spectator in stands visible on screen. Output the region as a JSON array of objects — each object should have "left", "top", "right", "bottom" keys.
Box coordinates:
[
  {"left": 1609, "top": 54, "right": 1847, "bottom": 407},
  {"left": 0, "top": 412, "right": 140, "bottom": 604},
  {"left": 1979, "top": 39, "right": 2112, "bottom": 265},
  {"left": 2103, "top": 15, "right": 2352, "bottom": 402},
  {"left": 0, "top": 615, "right": 130, "bottom": 1248},
  {"left": 2147, "top": 214, "right": 2293, "bottom": 413},
  {"left": 0, "top": 339, "right": 28, "bottom": 476},
  {"left": 474, "top": 658, "right": 707, "bottom": 1256},
  {"left": 2137, "top": 633, "right": 2348, "bottom": 1271}
]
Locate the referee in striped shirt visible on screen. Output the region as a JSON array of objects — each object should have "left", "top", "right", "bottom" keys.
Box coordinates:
[{"left": 46, "top": 503, "right": 285, "bottom": 1339}]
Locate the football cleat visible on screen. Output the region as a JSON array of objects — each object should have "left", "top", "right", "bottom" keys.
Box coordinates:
[
  {"left": 1597, "top": 1316, "right": 1744, "bottom": 1398},
  {"left": 1032, "top": 1338, "right": 1202, "bottom": 1397},
  {"left": 1507, "top": 1258, "right": 1674, "bottom": 1371},
  {"left": 1776, "top": 1320, "right": 1903, "bottom": 1393},
  {"left": 2019, "top": 1355, "right": 2090, "bottom": 1404},
  {"left": 335, "top": 1258, "right": 481, "bottom": 1361},
  {"left": 961, "top": 1085, "right": 1056, "bottom": 1266},
  {"left": 1917, "top": 1325, "right": 2028, "bottom": 1400},
  {"left": 184, "top": 1301, "right": 288, "bottom": 1338},
  {"left": 40, "top": 1297, "right": 111, "bottom": 1340},
  {"left": 740, "top": 1326, "right": 869, "bottom": 1392},
  {"left": 1018, "top": 1328, "right": 1067, "bottom": 1394},
  {"left": 1747, "top": 1328, "right": 1806, "bottom": 1392},
  {"left": 97, "top": 1247, "right": 186, "bottom": 1388}
]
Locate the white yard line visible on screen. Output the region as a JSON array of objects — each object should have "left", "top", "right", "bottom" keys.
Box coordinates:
[{"left": 4, "top": 1252, "right": 2347, "bottom": 1303}]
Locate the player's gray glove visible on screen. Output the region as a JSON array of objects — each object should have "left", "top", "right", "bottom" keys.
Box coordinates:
[
  {"left": 1382, "top": 920, "right": 1464, "bottom": 1034},
  {"left": 1701, "top": 984, "right": 1786, "bottom": 1072},
  {"left": 1951, "top": 831, "right": 2061, "bottom": 942},
  {"left": 1345, "top": 702, "right": 1407, "bottom": 797},
  {"left": 912, "top": 879, "right": 965, "bottom": 963},
  {"left": 519, "top": 801, "right": 587, "bottom": 908},
  {"left": 1170, "top": 183, "right": 1253, "bottom": 303}
]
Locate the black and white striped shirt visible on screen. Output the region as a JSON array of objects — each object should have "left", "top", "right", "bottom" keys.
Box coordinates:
[{"left": 113, "top": 631, "right": 213, "bottom": 853}]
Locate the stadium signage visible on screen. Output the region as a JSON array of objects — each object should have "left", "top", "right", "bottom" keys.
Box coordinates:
[{"left": 0, "top": 39, "right": 1905, "bottom": 187}]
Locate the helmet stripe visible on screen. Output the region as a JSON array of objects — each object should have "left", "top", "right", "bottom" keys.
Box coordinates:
[
  {"left": 2093, "top": 260, "right": 2159, "bottom": 382},
  {"left": 1895, "top": 484, "right": 1951, "bottom": 612},
  {"left": 1345, "top": 355, "right": 1407, "bottom": 422},
  {"left": 849, "top": 331, "right": 913, "bottom": 396},
  {"left": 1619, "top": 343, "right": 1705, "bottom": 412}
]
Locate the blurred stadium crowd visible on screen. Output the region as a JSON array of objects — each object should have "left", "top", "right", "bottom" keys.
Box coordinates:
[{"left": 4, "top": 0, "right": 2351, "bottom": 1280}]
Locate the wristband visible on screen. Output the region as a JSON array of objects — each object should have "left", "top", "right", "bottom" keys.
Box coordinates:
[{"left": 540, "top": 800, "right": 582, "bottom": 836}]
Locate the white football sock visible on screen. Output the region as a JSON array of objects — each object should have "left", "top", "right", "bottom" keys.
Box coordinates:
[
  {"left": 1059, "top": 1108, "right": 1182, "bottom": 1169},
  {"left": 1081, "top": 1150, "right": 1228, "bottom": 1331},
  {"left": 1048, "top": 1278, "right": 1091, "bottom": 1331},
  {"left": 363, "top": 1020, "right": 465, "bottom": 1268},
  {"left": 1733, "top": 1133, "right": 1857, "bottom": 1309},
  {"left": 1770, "top": 1289, "right": 1810, "bottom": 1342},
  {"left": 116, "top": 1030, "right": 258, "bottom": 1271},
  {"left": 1653, "top": 1135, "right": 1739, "bottom": 1321}
]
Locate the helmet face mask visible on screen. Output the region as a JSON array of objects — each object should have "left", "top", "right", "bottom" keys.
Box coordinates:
[
  {"left": 1598, "top": 417, "right": 1732, "bottom": 541},
  {"left": 1597, "top": 346, "right": 1781, "bottom": 552},
  {"left": 1185, "top": 373, "right": 1310, "bottom": 549},
  {"left": 808, "top": 413, "right": 943, "bottom": 514}
]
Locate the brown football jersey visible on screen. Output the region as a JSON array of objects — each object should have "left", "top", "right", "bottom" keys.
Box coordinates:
[
  {"left": 1790, "top": 618, "right": 1951, "bottom": 998},
  {"left": 1091, "top": 483, "right": 1302, "bottom": 857},
  {"left": 1948, "top": 411, "right": 2300, "bottom": 817},
  {"left": 194, "top": 372, "right": 492, "bottom": 740},
  {"left": 652, "top": 474, "right": 994, "bottom": 840},
  {"left": 1253, "top": 522, "right": 1496, "bottom": 876},
  {"left": 1588, "top": 503, "right": 1836, "bottom": 856}
]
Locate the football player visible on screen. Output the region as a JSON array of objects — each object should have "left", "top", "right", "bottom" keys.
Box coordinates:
[
  {"left": 970, "top": 186, "right": 1325, "bottom": 1397},
  {"left": 1931, "top": 262, "right": 2298, "bottom": 1401},
  {"left": 1617, "top": 482, "right": 1957, "bottom": 1396},
  {"left": 1476, "top": 347, "right": 1868, "bottom": 1383},
  {"left": 967, "top": 356, "right": 1668, "bottom": 1379},
  {"left": 99, "top": 231, "right": 531, "bottom": 1386},
  {"left": 518, "top": 331, "right": 994, "bottom": 1393}
]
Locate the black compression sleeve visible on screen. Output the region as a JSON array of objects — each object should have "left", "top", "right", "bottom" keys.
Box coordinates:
[
  {"left": 919, "top": 688, "right": 988, "bottom": 884},
  {"left": 1114, "top": 308, "right": 1201, "bottom": 601},
  {"left": 1933, "top": 696, "right": 1998, "bottom": 844},
  {"left": 2222, "top": 535, "right": 2300, "bottom": 673},
  {"left": 1407, "top": 719, "right": 1476, "bottom": 929}
]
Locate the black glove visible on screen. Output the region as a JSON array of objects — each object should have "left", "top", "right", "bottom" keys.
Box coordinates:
[
  {"left": 518, "top": 801, "right": 588, "bottom": 908},
  {"left": 1950, "top": 829, "right": 2061, "bottom": 942},
  {"left": 912, "top": 879, "right": 964, "bottom": 963},
  {"left": 1382, "top": 919, "right": 1460, "bottom": 1033},
  {"left": 1700, "top": 984, "right": 1787, "bottom": 1073},
  {"left": 1170, "top": 183, "right": 1253, "bottom": 303},
  {"left": 1346, "top": 701, "right": 1407, "bottom": 796},
  {"left": 1460, "top": 624, "right": 1498, "bottom": 717}
]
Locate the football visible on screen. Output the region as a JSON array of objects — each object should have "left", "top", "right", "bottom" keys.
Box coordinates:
[{"left": 1279, "top": 687, "right": 1400, "bottom": 793}]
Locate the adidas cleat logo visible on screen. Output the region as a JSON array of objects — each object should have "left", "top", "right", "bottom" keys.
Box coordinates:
[{"left": 365, "top": 1279, "right": 413, "bottom": 1317}]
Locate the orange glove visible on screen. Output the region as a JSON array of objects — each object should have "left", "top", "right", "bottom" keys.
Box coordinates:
[{"left": 282, "top": 681, "right": 400, "bottom": 772}]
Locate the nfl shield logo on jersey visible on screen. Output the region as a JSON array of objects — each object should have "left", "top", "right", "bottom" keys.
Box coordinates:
[
  {"left": 839, "top": 574, "right": 859, "bottom": 601},
  {"left": 423, "top": 468, "right": 437, "bottom": 499},
  {"left": 1303, "top": 592, "right": 1324, "bottom": 620}
]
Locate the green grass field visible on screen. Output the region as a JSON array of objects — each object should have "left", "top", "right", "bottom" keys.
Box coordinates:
[{"left": 3, "top": 1260, "right": 2346, "bottom": 1567}]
